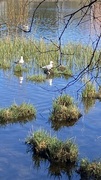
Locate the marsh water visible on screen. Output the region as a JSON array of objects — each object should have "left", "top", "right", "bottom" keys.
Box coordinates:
[{"left": 0, "top": 1, "right": 101, "bottom": 180}]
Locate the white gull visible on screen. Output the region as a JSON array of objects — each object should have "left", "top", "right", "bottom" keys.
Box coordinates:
[
  {"left": 42, "top": 61, "right": 53, "bottom": 70},
  {"left": 19, "top": 56, "right": 24, "bottom": 64}
]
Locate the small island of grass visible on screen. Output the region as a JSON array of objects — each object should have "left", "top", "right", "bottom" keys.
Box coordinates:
[
  {"left": 0, "top": 102, "right": 36, "bottom": 124},
  {"left": 78, "top": 159, "right": 101, "bottom": 179},
  {"left": 27, "top": 74, "right": 46, "bottom": 83},
  {"left": 50, "top": 94, "right": 82, "bottom": 123},
  {"left": 26, "top": 130, "right": 78, "bottom": 163}
]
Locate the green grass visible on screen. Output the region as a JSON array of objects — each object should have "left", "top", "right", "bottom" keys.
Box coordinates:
[
  {"left": 0, "top": 102, "right": 36, "bottom": 124},
  {"left": 82, "top": 82, "right": 97, "bottom": 98},
  {"left": 27, "top": 74, "right": 46, "bottom": 82},
  {"left": 13, "top": 64, "right": 28, "bottom": 73},
  {"left": 0, "top": 37, "right": 100, "bottom": 76},
  {"left": 50, "top": 94, "right": 81, "bottom": 122},
  {"left": 78, "top": 159, "right": 101, "bottom": 179},
  {"left": 26, "top": 129, "right": 78, "bottom": 163},
  {"left": 50, "top": 65, "right": 72, "bottom": 78}
]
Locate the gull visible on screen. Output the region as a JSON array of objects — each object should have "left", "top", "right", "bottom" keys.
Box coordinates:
[
  {"left": 15, "top": 56, "right": 24, "bottom": 64},
  {"left": 23, "top": 24, "right": 29, "bottom": 32},
  {"left": 19, "top": 56, "right": 24, "bottom": 64},
  {"left": 42, "top": 61, "right": 53, "bottom": 74}
]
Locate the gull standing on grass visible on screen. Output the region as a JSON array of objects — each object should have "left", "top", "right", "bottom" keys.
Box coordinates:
[
  {"left": 42, "top": 61, "right": 53, "bottom": 74},
  {"left": 15, "top": 56, "right": 24, "bottom": 64},
  {"left": 18, "top": 56, "right": 24, "bottom": 64}
]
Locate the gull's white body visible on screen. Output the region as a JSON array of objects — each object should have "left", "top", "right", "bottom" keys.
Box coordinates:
[
  {"left": 19, "top": 56, "right": 24, "bottom": 64},
  {"left": 42, "top": 61, "right": 53, "bottom": 70},
  {"left": 23, "top": 25, "right": 29, "bottom": 32}
]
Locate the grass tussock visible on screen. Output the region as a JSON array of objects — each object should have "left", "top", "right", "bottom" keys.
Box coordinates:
[
  {"left": 50, "top": 65, "right": 72, "bottom": 78},
  {"left": 27, "top": 75, "right": 46, "bottom": 82},
  {"left": 50, "top": 94, "right": 81, "bottom": 122},
  {"left": 26, "top": 130, "right": 78, "bottom": 163},
  {"left": 82, "top": 82, "right": 97, "bottom": 98},
  {"left": 0, "top": 102, "right": 36, "bottom": 124},
  {"left": 13, "top": 64, "right": 28, "bottom": 73},
  {"left": 78, "top": 159, "right": 101, "bottom": 179}
]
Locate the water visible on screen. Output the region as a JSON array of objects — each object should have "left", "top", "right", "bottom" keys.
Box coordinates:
[{"left": 0, "top": 1, "right": 101, "bottom": 180}]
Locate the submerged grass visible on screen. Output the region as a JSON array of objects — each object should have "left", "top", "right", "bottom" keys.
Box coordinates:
[
  {"left": 0, "top": 102, "right": 36, "bottom": 124},
  {"left": 26, "top": 129, "right": 78, "bottom": 163}
]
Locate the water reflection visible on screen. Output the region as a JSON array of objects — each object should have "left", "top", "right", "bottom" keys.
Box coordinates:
[
  {"left": 19, "top": 76, "right": 23, "bottom": 84},
  {"left": 82, "top": 98, "right": 96, "bottom": 114},
  {"left": 46, "top": 78, "right": 53, "bottom": 86},
  {"left": 30, "top": 154, "right": 77, "bottom": 180},
  {"left": 0, "top": 0, "right": 100, "bottom": 45},
  {"left": 90, "top": 2, "right": 101, "bottom": 37},
  {"left": 0, "top": 115, "right": 34, "bottom": 127},
  {"left": 50, "top": 118, "right": 79, "bottom": 131}
]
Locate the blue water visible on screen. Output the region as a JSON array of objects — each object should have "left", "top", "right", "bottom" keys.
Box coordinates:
[{"left": 0, "top": 1, "right": 101, "bottom": 180}]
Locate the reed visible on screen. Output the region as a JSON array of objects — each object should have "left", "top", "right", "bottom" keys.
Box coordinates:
[{"left": 0, "top": 37, "right": 100, "bottom": 84}]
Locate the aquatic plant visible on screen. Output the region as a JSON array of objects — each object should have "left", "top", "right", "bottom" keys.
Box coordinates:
[
  {"left": 82, "top": 82, "right": 97, "bottom": 98},
  {"left": 13, "top": 64, "right": 28, "bottom": 73},
  {"left": 0, "top": 102, "right": 36, "bottom": 124},
  {"left": 50, "top": 94, "right": 81, "bottom": 122},
  {"left": 50, "top": 65, "right": 72, "bottom": 78},
  {"left": 0, "top": 60, "right": 11, "bottom": 70},
  {"left": 78, "top": 158, "right": 101, "bottom": 179},
  {"left": 26, "top": 130, "right": 78, "bottom": 163},
  {"left": 27, "top": 74, "right": 46, "bottom": 82}
]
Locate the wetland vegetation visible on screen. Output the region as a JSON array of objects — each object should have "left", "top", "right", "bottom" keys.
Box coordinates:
[
  {"left": 0, "top": 102, "right": 36, "bottom": 125},
  {"left": 0, "top": 0, "right": 101, "bottom": 179}
]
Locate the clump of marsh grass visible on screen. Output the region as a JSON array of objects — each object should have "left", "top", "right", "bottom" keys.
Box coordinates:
[
  {"left": 26, "top": 130, "right": 78, "bottom": 163},
  {"left": 27, "top": 74, "right": 46, "bottom": 83},
  {"left": 0, "top": 60, "right": 11, "bottom": 70},
  {"left": 50, "top": 94, "right": 81, "bottom": 123},
  {"left": 82, "top": 82, "right": 97, "bottom": 98},
  {"left": 50, "top": 65, "right": 72, "bottom": 79},
  {"left": 77, "top": 158, "right": 101, "bottom": 179},
  {"left": 0, "top": 102, "right": 36, "bottom": 124},
  {"left": 13, "top": 64, "right": 28, "bottom": 73}
]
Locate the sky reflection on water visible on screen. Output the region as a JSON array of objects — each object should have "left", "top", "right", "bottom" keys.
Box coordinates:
[{"left": 0, "top": 1, "right": 101, "bottom": 180}]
